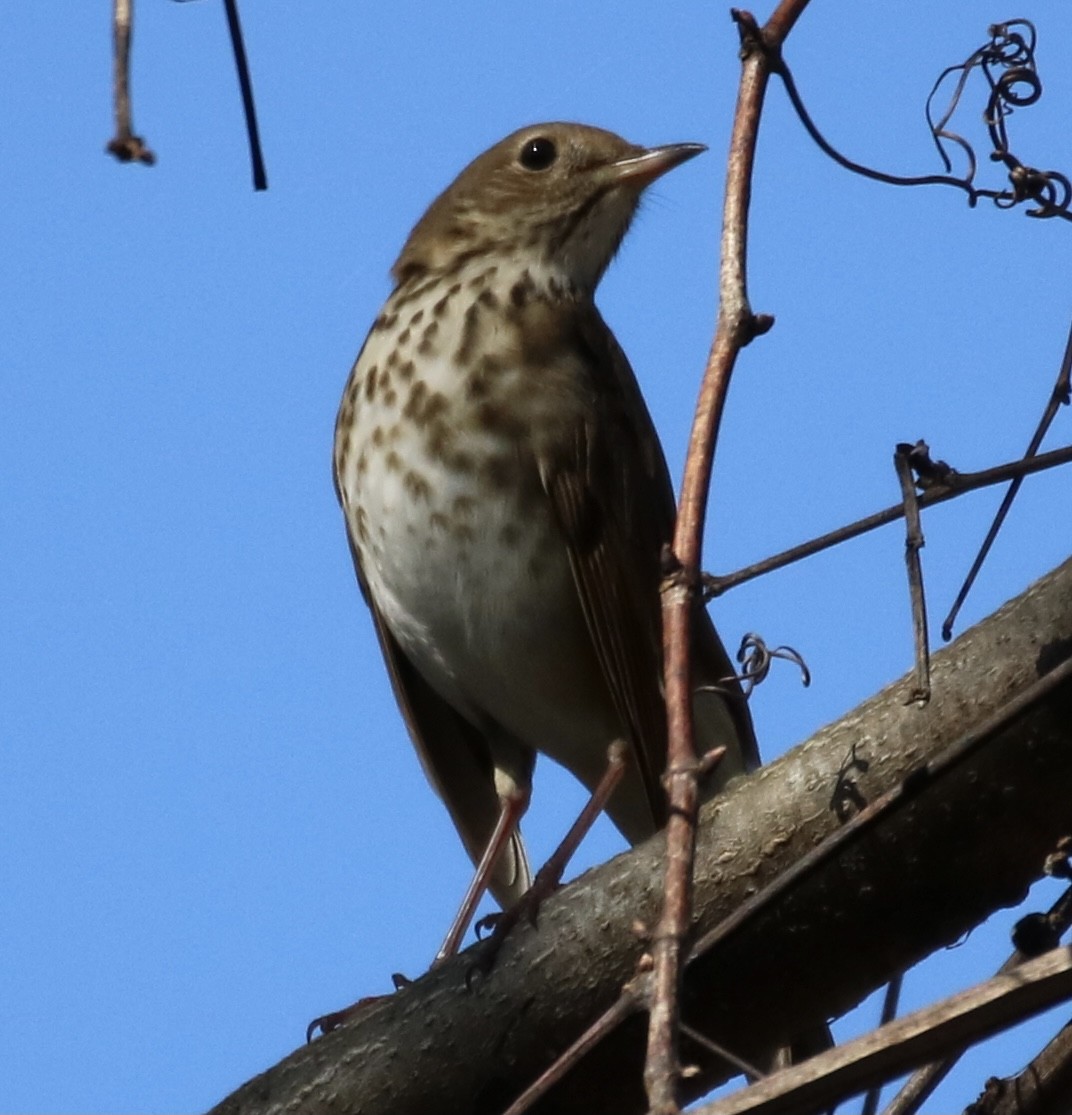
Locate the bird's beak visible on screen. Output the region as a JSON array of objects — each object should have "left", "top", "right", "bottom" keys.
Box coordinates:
[{"left": 605, "top": 142, "right": 707, "bottom": 187}]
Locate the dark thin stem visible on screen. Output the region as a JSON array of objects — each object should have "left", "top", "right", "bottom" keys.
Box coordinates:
[
  {"left": 222, "top": 0, "right": 267, "bottom": 191},
  {"left": 500, "top": 991, "right": 642, "bottom": 1115},
  {"left": 681, "top": 1022, "right": 765, "bottom": 1081},
  {"left": 861, "top": 976, "right": 903, "bottom": 1115},
  {"left": 942, "top": 316, "right": 1072, "bottom": 639}
]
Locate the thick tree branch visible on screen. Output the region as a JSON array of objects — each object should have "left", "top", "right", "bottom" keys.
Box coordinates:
[{"left": 209, "top": 556, "right": 1072, "bottom": 1115}]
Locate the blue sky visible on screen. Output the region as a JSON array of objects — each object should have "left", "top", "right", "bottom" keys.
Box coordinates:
[{"left": 2, "top": 3, "right": 1070, "bottom": 1111}]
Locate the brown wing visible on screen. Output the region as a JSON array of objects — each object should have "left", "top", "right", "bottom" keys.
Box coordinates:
[
  {"left": 339, "top": 534, "right": 532, "bottom": 909},
  {"left": 537, "top": 304, "right": 758, "bottom": 839}
]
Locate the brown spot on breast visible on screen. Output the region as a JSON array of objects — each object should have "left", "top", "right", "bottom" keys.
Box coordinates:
[
  {"left": 404, "top": 381, "right": 449, "bottom": 427},
  {"left": 465, "top": 354, "right": 507, "bottom": 400},
  {"left": 363, "top": 365, "right": 379, "bottom": 401},
  {"left": 404, "top": 379, "right": 428, "bottom": 417},
  {"left": 397, "top": 327, "right": 411, "bottom": 346},
  {"left": 426, "top": 421, "right": 452, "bottom": 460},
  {"left": 356, "top": 450, "right": 368, "bottom": 475},
  {"left": 371, "top": 426, "right": 385, "bottom": 447},
  {"left": 482, "top": 455, "right": 514, "bottom": 491},
  {"left": 510, "top": 273, "right": 535, "bottom": 308},
  {"left": 478, "top": 401, "right": 527, "bottom": 440},
  {"left": 448, "top": 450, "right": 476, "bottom": 473},
  {"left": 355, "top": 507, "right": 369, "bottom": 543},
  {"left": 424, "top": 392, "right": 448, "bottom": 422},
  {"left": 399, "top": 359, "right": 416, "bottom": 381},
  {"left": 386, "top": 349, "right": 400, "bottom": 369},
  {"left": 410, "top": 308, "right": 425, "bottom": 327},
  {"left": 433, "top": 282, "right": 463, "bottom": 316},
  {"left": 452, "top": 495, "right": 475, "bottom": 516},
  {"left": 467, "top": 265, "right": 498, "bottom": 289},
  {"left": 403, "top": 470, "right": 431, "bottom": 501},
  {"left": 499, "top": 522, "right": 521, "bottom": 546},
  {"left": 373, "top": 312, "right": 398, "bottom": 332},
  {"left": 383, "top": 389, "right": 398, "bottom": 407},
  {"left": 455, "top": 301, "right": 481, "bottom": 365},
  {"left": 466, "top": 371, "right": 489, "bottom": 400},
  {"left": 478, "top": 288, "right": 499, "bottom": 309},
  {"left": 429, "top": 511, "right": 448, "bottom": 531},
  {"left": 385, "top": 450, "right": 402, "bottom": 472},
  {"left": 417, "top": 319, "right": 440, "bottom": 356}
]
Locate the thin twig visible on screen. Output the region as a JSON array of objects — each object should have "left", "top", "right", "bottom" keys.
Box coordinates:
[
  {"left": 499, "top": 988, "right": 643, "bottom": 1115},
  {"left": 942, "top": 316, "right": 1072, "bottom": 639},
  {"left": 894, "top": 445, "right": 931, "bottom": 704},
  {"left": 106, "top": 0, "right": 155, "bottom": 165},
  {"left": 681, "top": 1022, "right": 766, "bottom": 1081},
  {"left": 860, "top": 976, "right": 903, "bottom": 1115},
  {"left": 703, "top": 441, "right": 1072, "bottom": 599}
]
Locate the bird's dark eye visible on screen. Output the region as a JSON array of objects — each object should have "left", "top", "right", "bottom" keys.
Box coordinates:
[{"left": 518, "top": 137, "right": 557, "bottom": 171}]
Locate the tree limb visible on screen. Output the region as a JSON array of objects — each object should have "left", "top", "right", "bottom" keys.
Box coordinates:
[{"left": 209, "top": 556, "right": 1072, "bottom": 1115}]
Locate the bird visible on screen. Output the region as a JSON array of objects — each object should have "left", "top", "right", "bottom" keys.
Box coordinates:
[{"left": 332, "top": 122, "right": 759, "bottom": 961}]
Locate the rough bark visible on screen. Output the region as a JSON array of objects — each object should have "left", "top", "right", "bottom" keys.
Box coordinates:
[{"left": 210, "top": 556, "right": 1072, "bottom": 1115}]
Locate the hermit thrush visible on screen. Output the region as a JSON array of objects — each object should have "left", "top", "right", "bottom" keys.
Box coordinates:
[{"left": 333, "top": 122, "right": 759, "bottom": 959}]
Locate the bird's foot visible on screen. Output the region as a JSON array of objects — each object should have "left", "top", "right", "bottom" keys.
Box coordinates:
[
  {"left": 468, "top": 867, "right": 563, "bottom": 977},
  {"left": 306, "top": 974, "right": 411, "bottom": 1041}
]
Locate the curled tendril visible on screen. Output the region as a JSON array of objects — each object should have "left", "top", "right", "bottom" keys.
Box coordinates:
[
  {"left": 995, "top": 66, "right": 1041, "bottom": 109},
  {"left": 930, "top": 19, "right": 1069, "bottom": 220},
  {"left": 775, "top": 18, "right": 1069, "bottom": 222},
  {"left": 733, "top": 633, "right": 810, "bottom": 698}
]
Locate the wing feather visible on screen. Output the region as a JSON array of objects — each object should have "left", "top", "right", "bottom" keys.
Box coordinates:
[{"left": 538, "top": 305, "right": 758, "bottom": 836}]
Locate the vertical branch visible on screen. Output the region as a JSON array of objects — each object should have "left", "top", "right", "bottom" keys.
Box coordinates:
[
  {"left": 106, "top": 0, "right": 155, "bottom": 165},
  {"left": 646, "top": 3, "right": 810, "bottom": 1110}
]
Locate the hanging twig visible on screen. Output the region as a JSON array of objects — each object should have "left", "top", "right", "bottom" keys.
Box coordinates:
[
  {"left": 222, "top": 0, "right": 267, "bottom": 191},
  {"left": 894, "top": 443, "right": 932, "bottom": 705},
  {"left": 106, "top": 0, "right": 155, "bottom": 165}
]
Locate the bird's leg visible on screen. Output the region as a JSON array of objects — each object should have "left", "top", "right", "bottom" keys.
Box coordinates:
[
  {"left": 474, "top": 741, "right": 627, "bottom": 963},
  {"left": 308, "top": 791, "right": 528, "bottom": 1038},
  {"left": 434, "top": 788, "right": 529, "bottom": 964}
]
